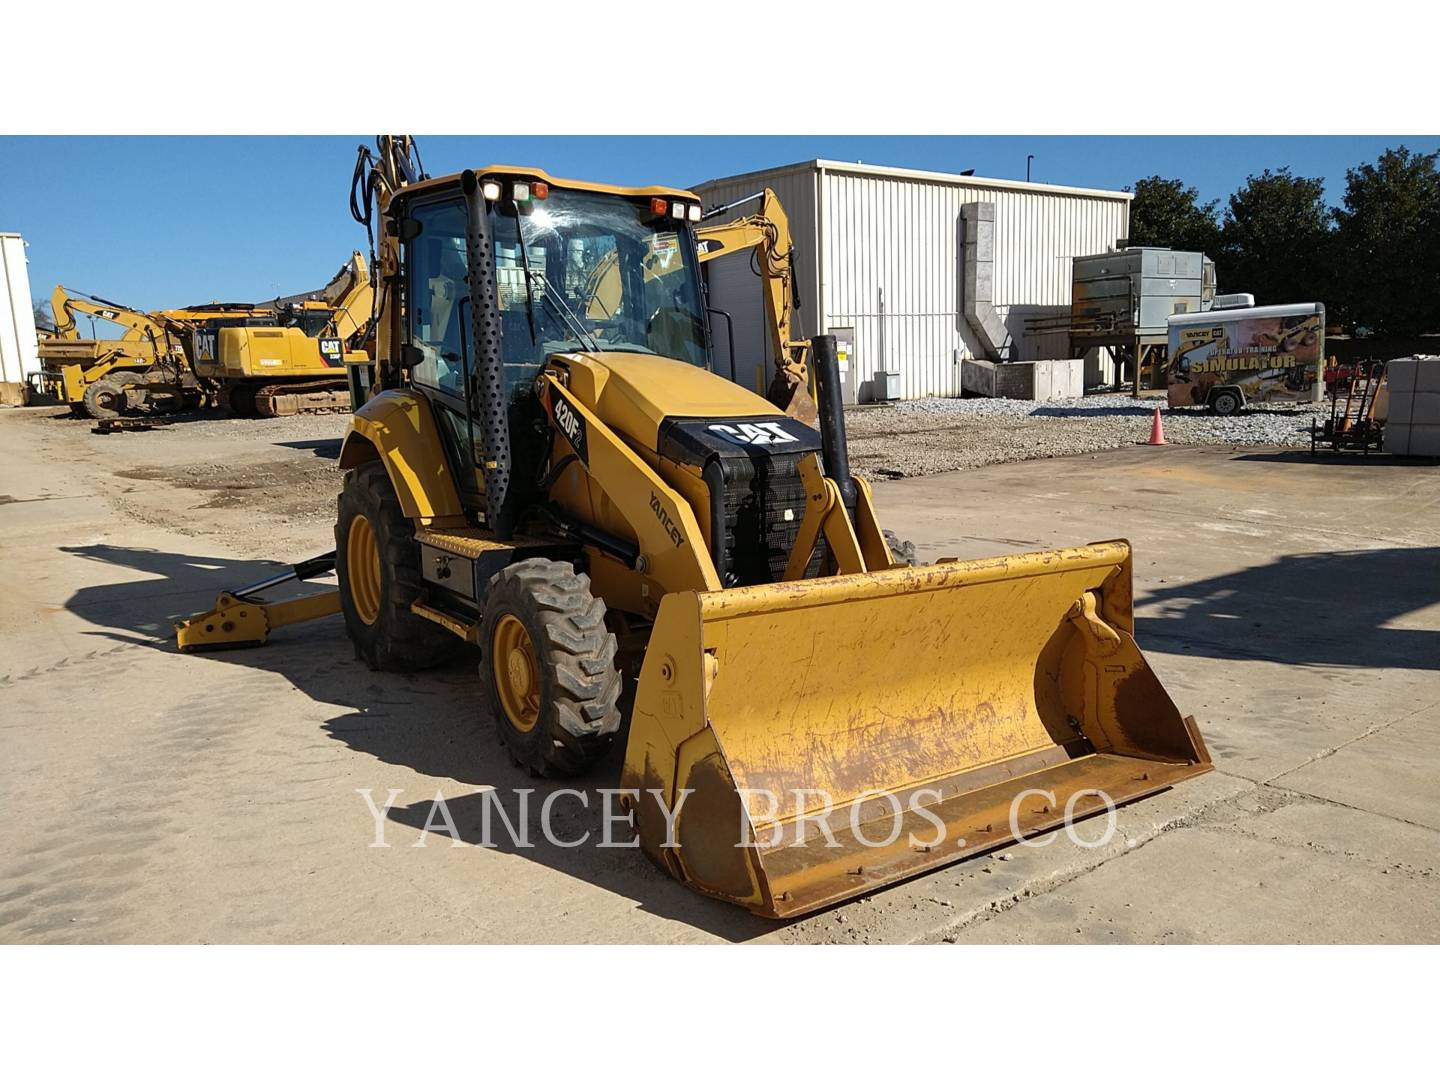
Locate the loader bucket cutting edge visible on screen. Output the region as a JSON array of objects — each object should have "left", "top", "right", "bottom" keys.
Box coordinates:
[{"left": 621, "top": 540, "right": 1211, "bottom": 918}]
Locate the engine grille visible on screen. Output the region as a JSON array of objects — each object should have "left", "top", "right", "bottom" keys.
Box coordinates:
[{"left": 714, "top": 453, "right": 825, "bottom": 586}]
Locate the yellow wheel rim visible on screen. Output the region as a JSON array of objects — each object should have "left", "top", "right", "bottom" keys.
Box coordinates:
[
  {"left": 492, "top": 614, "right": 541, "bottom": 733},
  {"left": 346, "top": 515, "right": 382, "bottom": 626}
]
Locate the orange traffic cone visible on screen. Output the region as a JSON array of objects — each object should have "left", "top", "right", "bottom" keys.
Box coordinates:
[{"left": 1147, "top": 407, "right": 1167, "bottom": 446}]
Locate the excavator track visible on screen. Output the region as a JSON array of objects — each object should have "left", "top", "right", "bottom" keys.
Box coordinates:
[{"left": 250, "top": 379, "right": 352, "bottom": 418}]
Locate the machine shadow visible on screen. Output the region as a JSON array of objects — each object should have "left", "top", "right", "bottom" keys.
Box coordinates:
[
  {"left": 275, "top": 438, "right": 342, "bottom": 459},
  {"left": 1135, "top": 546, "right": 1440, "bottom": 671},
  {"left": 1236, "top": 450, "right": 1440, "bottom": 468},
  {"left": 56, "top": 542, "right": 776, "bottom": 942}
]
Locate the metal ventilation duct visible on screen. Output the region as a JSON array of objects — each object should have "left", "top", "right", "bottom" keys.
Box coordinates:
[{"left": 961, "top": 202, "right": 1010, "bottom": 360}]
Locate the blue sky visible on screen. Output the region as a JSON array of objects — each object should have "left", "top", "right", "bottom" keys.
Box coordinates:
[{"left": 3, "top": 135, "right": 1435, "bottom": 317}]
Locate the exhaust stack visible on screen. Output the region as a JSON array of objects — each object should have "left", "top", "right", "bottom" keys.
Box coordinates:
[{"left": 962, "top": 201, "right": 1011, "bottom": 360}]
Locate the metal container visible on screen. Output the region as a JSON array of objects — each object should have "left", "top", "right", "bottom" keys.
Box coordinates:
[
  {"left": 1, "top": 233, "right": 40, "bottom": 392},
  {"left": 1070, "top": 247, "right": 1215, "bottom": 347},
  {"left": 874, "top": 370, "right": 902, "bottom": 401}
]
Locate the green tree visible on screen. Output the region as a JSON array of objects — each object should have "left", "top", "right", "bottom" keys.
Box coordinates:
[
  {"left": 1219, "top": 168, "right": 1332, "bottom": 307},
  {"left": 1333, "top": 146, "right": 1440, "bottom": 335},
  {"left": 1126, "top": 176, "right": 1222, "bottom": 254}
]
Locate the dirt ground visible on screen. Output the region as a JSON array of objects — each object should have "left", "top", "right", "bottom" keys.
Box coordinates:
[{"left": 2, "top": 404, "right": 1437, "bottom": 943}]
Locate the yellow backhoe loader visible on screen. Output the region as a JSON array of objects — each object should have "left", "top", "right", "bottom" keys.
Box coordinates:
[
  {"left": 176, "top": 137, "right": 1210, "bottom": 918},
  {"left": 182, "top": 252, "right": 374, "bottom": 417}
]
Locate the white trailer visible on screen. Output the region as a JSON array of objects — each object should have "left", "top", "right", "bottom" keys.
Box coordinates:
[{"left": 1, "top": 233, "right": 41, "bottom": 404}]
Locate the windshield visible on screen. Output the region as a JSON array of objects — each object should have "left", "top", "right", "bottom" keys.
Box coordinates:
[
  {"left": 490, "top": 188, "right": 709, "bottom": 383},
  {"left": 283, "top": 309, "right": 334, "bottom": 338}
]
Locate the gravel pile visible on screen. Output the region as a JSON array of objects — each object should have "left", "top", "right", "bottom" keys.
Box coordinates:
[{"left": 845, "top": 392, "right": 1326, "bottom": 481}]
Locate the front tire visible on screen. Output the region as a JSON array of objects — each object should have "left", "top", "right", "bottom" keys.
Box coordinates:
[
  {"left": 480, "top": 559, "right": 622, "bottom": 777},
  {"left": 82, "top": 373, "right": 133, "bottom": 419},
  {"left": 335, "top": 460, "right": 462, "bottom": 671}
]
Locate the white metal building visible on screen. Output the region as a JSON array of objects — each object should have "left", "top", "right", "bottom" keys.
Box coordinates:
[
  {"left": 1, "top": 233, "right": 41, "bottom": 397},
  {"left": 693, "top": 160, "right": 1132, "bottom": 402}
]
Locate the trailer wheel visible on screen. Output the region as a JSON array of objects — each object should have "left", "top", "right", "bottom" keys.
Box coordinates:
[
  {"left": 481, "top": 559, "right": 622, "bottom": 778},
  {"left": 82, "top": 373, "right": 133, "bottom": 419},
  {"left": 335, "top": 461, "right": 462, "bottom": 671},
  {"left": 1209, "top": 388, "right": 1243, "bottom": 416}
]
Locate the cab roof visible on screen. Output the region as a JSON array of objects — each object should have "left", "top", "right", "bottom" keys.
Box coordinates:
[{"left": 397, "top": 165, "right": 698, "bottom": 203}]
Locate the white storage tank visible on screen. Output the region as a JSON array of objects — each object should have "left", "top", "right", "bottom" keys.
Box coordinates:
[{"left": 1, "top": 233, "right": 40, "bottom": 403}]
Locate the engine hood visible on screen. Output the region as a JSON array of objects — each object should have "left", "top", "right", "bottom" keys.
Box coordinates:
[{"left": 550, "top": 351, "right": 788, "bottom": 452}]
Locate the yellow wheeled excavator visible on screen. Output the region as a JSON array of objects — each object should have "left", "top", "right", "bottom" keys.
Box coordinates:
[
  {"left": 176, "top": 137, "right": 1210, "bottom": 918},
  {"left": 39, "top": 287, "right": 268, "bottom": 418}
]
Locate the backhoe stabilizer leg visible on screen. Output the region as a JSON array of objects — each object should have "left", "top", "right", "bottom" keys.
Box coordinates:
[{"left": 174, "top": 552, "right": 341, "bottom": 652}]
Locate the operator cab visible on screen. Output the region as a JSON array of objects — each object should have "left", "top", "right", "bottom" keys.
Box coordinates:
[{"left": 395, "top": 168, "right": 711, "bottom": 518}]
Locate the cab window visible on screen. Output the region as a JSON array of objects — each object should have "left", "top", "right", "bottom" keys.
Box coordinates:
[{"left": 406, "top": 198, "right": 469, "bottom": 397}]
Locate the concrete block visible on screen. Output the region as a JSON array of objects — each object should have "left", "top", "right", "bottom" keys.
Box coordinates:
[
  {"left": 0, "top": 381, "right": 28, "bottom": 407},
  {"left": 1410, "top": 390, "right": 1440, "bottom": 425},
  {"left": 1384, "top": 424, "right": 1411, "bottom": 456},
  {"left": 1415, "top": 358, "right": 1440, "bottom": 392},
  {"left": 960, "top": 357, "right": 1081, "bottom": 402},
  {"left": 1406, "top": 423, "right": 1440, "bottom": 456},
  {"left": 961, "top": 357, "right": 999, "bottom": 397},
  {"left": 1386, "top": 356, "right": 1418, "bottom": 393}
]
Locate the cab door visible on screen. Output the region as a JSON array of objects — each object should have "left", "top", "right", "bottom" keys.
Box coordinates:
[{"left": 402, "top": 196, "right": 486, "bottom": 509}]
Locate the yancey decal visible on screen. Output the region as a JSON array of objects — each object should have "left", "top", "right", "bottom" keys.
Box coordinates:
[{"left": 649, "top": 492, "right": 685, "bottom": 547}]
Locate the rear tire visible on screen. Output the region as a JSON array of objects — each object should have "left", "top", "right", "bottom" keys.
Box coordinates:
[
  {"left": 1209, "top": 388, "right": 1243, "bottom": 416},
  {"left": 82, "top": 373, "right": 133, "bottom": 419},
  {"left": 884, "top": 529, "right": 918, "bottom": 566},
  {"left": 335, "top": 460, "right": 462, "bottom": 671},
  {"left": 480, "top": 559, "right": 622, "bottom": 778}
]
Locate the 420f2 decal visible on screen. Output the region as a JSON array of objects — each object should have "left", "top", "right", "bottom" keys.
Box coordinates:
[{"left": 549, "top": 392, "right": 588, "bottom": 463}]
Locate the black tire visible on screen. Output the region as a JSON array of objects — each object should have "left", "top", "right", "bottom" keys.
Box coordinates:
[
  {"left": 884, "top": 529, "right": 918, "bottom": 566},
  {"left": 227, "top": 383, "right": 258, "bottom": 418},
  {"left": 1209, "top": 388, "right": 1243, "bottom": 417},
  {"left": 82, "top": 373, "right": 133, "bottom": 419},
  {"left": 480, "top": 559, "right": 622, "bottom": 778},
  {"left": 335, "top": 460, "right": 462, "bottom": 671}
]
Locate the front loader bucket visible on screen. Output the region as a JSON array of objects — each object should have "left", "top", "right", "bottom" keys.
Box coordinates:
[{"left": 621, "top": 540, "right": 1210, "bottom": 918}]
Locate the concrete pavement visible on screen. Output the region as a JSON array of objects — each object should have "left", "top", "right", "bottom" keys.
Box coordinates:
[{"left": 1, "top": 408, "right": 1436, "bottom": 943}]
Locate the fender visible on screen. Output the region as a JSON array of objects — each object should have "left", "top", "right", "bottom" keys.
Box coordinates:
[{"left": 338, "top": 389, "right": 468, "bottom": 526}]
